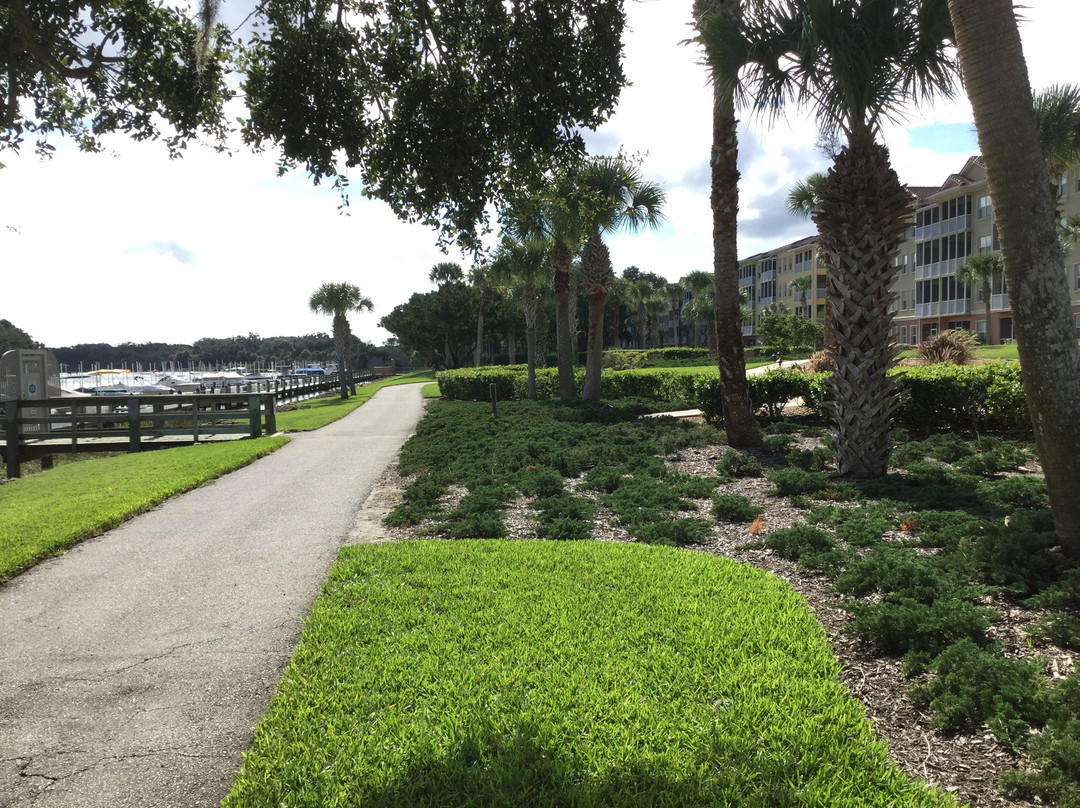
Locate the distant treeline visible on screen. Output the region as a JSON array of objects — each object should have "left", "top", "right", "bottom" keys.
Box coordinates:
[{"left": 47, "top": 332, "right": 407, "bottom": 371}]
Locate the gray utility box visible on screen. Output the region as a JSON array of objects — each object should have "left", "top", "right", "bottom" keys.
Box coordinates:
[{"left": 0, "top": 349, "right": 61, "bottom": 435}]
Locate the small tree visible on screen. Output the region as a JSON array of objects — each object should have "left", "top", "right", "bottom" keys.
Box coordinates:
[
  {"left": 757, "top": 313, "right": 823, "bottom": 359},
  {"left": 956, "top": 252, "right": 1003, "bottom": 343},
  {"left": 309, "top": 283, "right": 374, "bottom": 399}
]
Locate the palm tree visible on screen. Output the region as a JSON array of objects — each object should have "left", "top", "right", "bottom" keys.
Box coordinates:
[
  {"left": 701, "top": 0, "right": 959, "bottom": 477},
  {"left": 429, "top": 262, "right": 467, "bottom": 368},
  {"left": 692, "top": 0, "right": 759, "bottom": 448},
  {"left": 665, "top": 283, "right": 686, "bottom": 346},
  {"left": 681, "top": 270, "right": 713, "bottom": 348},
  {"left": 608, "top": 276, "right": 633, "bottom": 348},
  {"left": 645, "top": 291, "right": 667, "bottom": 350},
  {"left": 955, "top": 251, "right": 1002, "bottom": 344},
  {"left": 308, "top": 282, "right": 373, "bottom": 399},
  {"left": 682, "top": 283, "right": 718, "bottom": 356},
  {"left": 786, "top": 172, "right": 835, "bottom": 346},
  {"left": 948, "top": 0, "right": 1080, "bottom": 556},
  {"left": 790, "top": 275, "right": 813, "bottom": 319},
  {"left": 490, "top": 236, "right": 548, "bottom": 400},
  {"left": 1033, "top": 84, "right": 1080, "bottom": 180},
  {"left": 469, "top": 263, "right": 498, "bottom": 368},
  {"left": 627, "top": 278, "right": 655, "bottom": 349},
  {"left": 577, "top": 156, "right": 666, "bottom": 401}
]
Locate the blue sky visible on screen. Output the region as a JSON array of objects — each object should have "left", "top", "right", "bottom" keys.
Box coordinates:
[{"left": 0, "top": 0, "right": 1074, "bottom": 350}]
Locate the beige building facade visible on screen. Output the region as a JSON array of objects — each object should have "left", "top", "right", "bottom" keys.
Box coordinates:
[{"left": 734, "top": 156, "right": 1080, "bottom": 347}]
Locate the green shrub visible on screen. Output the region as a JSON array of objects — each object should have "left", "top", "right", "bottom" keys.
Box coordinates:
[
  {"left": 517, "top": 467, "right": 566, "bottom": 498},
  {"left": 581, "top": 466, "right": 626, "bottom": 493},
  {"left": 910, "top": 639, "right": 1048, "bottom": 749},
  {"left": 1027, "top": 614, "right": 1080, "bottom": 652},
  {"left": 1025, "top": 568, "right": 1080, "bottom": 609},
  {"left": 764, "top": 524, "right": 836, "bottom": 561},
  {"left": 711, "top": 494, "right": 765, "bottom": 523},
  {"left": 893, "top": 362, "right": 1030, "bottom": 438},
  {"left": 539, "top": 517, "right": 592, "bottom": 540},
  {"left": 977, "top": 476, "right": 1049, "bottom": 511},
  {"left": 631, "top": 518, "right": 712, "bottom": 546},
  {"left": 437, "top": 368, "right": 519, "bottom": 402},
  {"left": 768, "top": 467, "right": 832, "bottom": 497},
  {"left": 716, "top": 449, "right": 763, "bottom": 478},
  {"left": 785, "top": 446, "right": 834, "bottom": 472},
  {"left": 844, "top": 597, "right": 997, "bottom": 662},
  {"left": 966, "top": 510, "right": 1061, "bottom": 597},
  {"left": 763, "top": 433, "right": 797, "bottom": 454},
  {"left": 694, "top": 368, "right": 812, "bottom": 423},
  {"left": 834, "top": 546, "right": 967, "bottom": 603}
]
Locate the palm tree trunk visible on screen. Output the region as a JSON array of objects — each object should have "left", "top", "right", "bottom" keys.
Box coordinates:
[
  {"left": 524, "top": 279, "right": 539, "bottom": 400},
  {"left": 583, "top": 291, "right": 606, "bottom": 401},
  {"left": 333, "top": 314, "right": 349, "bottom": 399},
  {"left": 637, "top": 302, "right": 647, "bottom": 349},
  {"left": 982, "top": 280, "right": 993, "bottom": 343},
  {"left": 701, "top": 0, "right": 758, "bottom": 448},
  {"left": 507, "top": 328, "right": 516, "bottom": 365},
  {"left": 815, "top": 132, "right": 909, "bottom": 478},
  {"left": 550, "top": 241, "right": 577, "bottom": 399},
  {"left": 950, "top": 0, "right": 1080, "bottom": 556}
]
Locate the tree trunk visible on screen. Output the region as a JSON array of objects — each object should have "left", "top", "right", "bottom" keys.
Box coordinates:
[
  {"left": 524, "top": 279, "right": 539, "bottom": 400},
  {"left": 583, "top": 291, "right": 606, "bottom": 401},
  {"left": 700, "top": 0, "right": 758, "bottom": 448},
  {"left": 507, "top": 327, "right": 516, "bottom": 365},
  {"left": 550, "top": 241, "right": 577, "bottom": 399},
  {"left": 474, "top": 293, "right": 486, "bottom": 367},
  {"left": 581, "top": 233, "right": 614, "bottom": 402},
  {"left": 815, "top": 132, "right": 909, "bottom": 478},
  {"left": 637, "top": 301, "right": 647, "bottom": 349},
  {"left": 333, "top": 314, "right": 349, "bottom": 399},
  {"left": 950, "top": 0, "right": 1080, "bottom": 556},
  {"left": 983, "top": 280, "right": 993, "bottom": 343}
]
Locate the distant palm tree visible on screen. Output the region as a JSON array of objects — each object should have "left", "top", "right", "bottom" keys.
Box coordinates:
[
  {"left": 490, "top": 235, "right": 548, "bottom": 400},
  {"left": 790, "top": 275, "right": 813, "bottom": 319},
  {"left": 665, "top": 283, "right": 686, "bottom": 346},
  {"left": 1033, "top": 84, "right": 1080, "bottom": 180},
  {"left": 309, "top": 282, "right": 373, "bottom": 399},
  {"left": 786, "top": 172, "right": 834, "bottom": 345},
  {"left": 956, "top": 251, "right": 1003, "bottom": 343},
  {"left": 469, "top": 263, "right": 498, "bottom": 368},
  {"left": 702, "top": 0, "right": 959, "bottom": 477},
  {"left": 681, "top": 270, "right": 713, "bottom": 348},
  {"left": 608, "top": 276, "right": 633, "bottom": 348}
]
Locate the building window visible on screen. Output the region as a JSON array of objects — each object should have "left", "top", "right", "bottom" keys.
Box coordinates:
[
  {"left": 1075, "top": 264, "right": 1080, "bottom": 291},
  {"left": 978, "top": 234, "right": 994, "bottom": 253},
  {"left": 902, "top": 291, "right": 908, "bottom": 310},
  {"left": 1059, "top": 173, "right": 1069, "bottom": 197},
  {"left": 976, "top": 320, "right": 987, "bottom": 340},
  {"left": 1076, "top": 314, "right": 1080, "bottom": 340},
  {"left": 977, "top": 195, "right": 993, "bottom": 219}
]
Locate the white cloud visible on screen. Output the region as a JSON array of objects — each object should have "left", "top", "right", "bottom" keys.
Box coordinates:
[{"left": 0, "top": 0, "right": 1075, "bottom": 351}]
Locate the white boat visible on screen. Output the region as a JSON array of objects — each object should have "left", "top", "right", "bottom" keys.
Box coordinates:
[{"left": 157, "top": 375, "right": 201, "bottom": 393}]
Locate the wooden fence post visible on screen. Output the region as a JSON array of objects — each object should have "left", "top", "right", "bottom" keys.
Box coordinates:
[
  {"left": 248, "top": 395, "right": 261, "bottom": 438},
  {"left": 127, "top": 396, "right": 142, "bottom": 452}
]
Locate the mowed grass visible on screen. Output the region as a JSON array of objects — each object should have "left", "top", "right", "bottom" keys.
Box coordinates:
[
  {"left": 0, "top": 436, "right": 288, "bottom": 579},
  {"left": 224, "top": 540, "right": 958, "bottom": 808},
  {"left": 276, "top": 370, "right": 436, "bottom": 432}
]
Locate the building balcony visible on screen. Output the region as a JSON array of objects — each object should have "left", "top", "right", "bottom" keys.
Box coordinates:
[
  {"left": 992, "top": 293, "right": 1010, "bottom": 310},
  {"left": 741, "top": 324, "right": 754, "bottom": 336},
  {"left": 738, "top": 276, "right": 755, "bottom": 289},
  {"left": 758, "top": 269, "right": 776, "bottom": 282}
]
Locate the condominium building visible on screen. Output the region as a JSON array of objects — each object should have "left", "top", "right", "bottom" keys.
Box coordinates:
[{"left": 732, "top": 155, "right": 1080, "bottom": 347}]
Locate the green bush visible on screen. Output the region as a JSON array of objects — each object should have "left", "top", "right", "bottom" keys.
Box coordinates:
[
  {"left": 694, "top": 368, "right": 812, "bottom": 423},
  {"left": 631, "top": 517, "right": 712, "bottom": 546},
  {"left": 844, "top": 597, "right": 996, "bottom": 663},
  {"left": 437, "top": 368, "right": 520, "bottom": 401},
  {"left": 768, "top": 467, "right": 832, "bottom": 497},
  {"left": 910, "top": 639, "right": 1048, "bottom": 749},
  {"left": 1026, "top": 614, "right": 1080, "bottom": 652},
  {"left": 785, "top": 446, "right": 834, "bottom": 472},
  {"left": 764, "top": 524, "right": 836, "bottom": 561},
  {"left": 711, "top": 494, "right": 765, "bottom": 523},
  {"left": 894, "top": 362, "right": 1030, "bottom": 438},
  {"left": 763, "top": 433, "right": 798, "bottom": 454},
  {"left": 966, "top": 509, "right": 1061, "bottom": 597},
  {"left": 716, "top": 449, "right": 763, "bottom": 478},
  {"left": 834, "top": 546, "right": 967, "bottom": 603}
]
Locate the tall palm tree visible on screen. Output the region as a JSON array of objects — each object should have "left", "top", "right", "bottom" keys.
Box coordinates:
[
  {"left": 702, "top": 0, "right": 959, "bottom": 478},
  {"left": 1033, "top": 84, "right": 1080, "bottom": 180},
  {"left": 608, "top": 276, "right": 633, "bottom": 348},
  {"left": 469, "top": 263, "right": 498, "bottom": 368},
  {"left": 308, "top": 282, "right": 374, "bottom": 399},
  {"left": 627, "top": 278, "right": 654, "bottom": 349},
  {"left": 683, "top": 283, "right": 718, "bottom": 356},
  {"left": 645, "top": 292, "right": 667, "bottom": 350},
  {"left": 490, "top": 236, "right": 548, "bottom": 400},
  {"left": 577, "top": 156, "right": 666, "bottom": 401},
  {"left": 955, "top": 251, "right": 1002, "bottom": 344},
  {"left": 681, "top": 270, "right": 713, "bottom": 348},
  {"left": 692, "top": 0, "right": 759, "bottom": 448},
  {"left": 948, "top": 0, "right": 1080, "bottom": 556}
]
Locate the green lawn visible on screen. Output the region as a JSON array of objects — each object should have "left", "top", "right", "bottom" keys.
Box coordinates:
[
  {"left": 0, "top": 436, "right": 288, "bottom": 579},
  {"left": 223, "top": 540, "right": 957, "bottom": 808}
]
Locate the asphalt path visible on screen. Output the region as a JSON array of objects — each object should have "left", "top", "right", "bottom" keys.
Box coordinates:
[{"left": 0, "top": 383, "right": 426, "bottom": 808}]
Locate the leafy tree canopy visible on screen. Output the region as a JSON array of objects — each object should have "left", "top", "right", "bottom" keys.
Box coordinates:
[
  {"left": 756, "top": 312, "right": 822, "bottom": 357},
  {"left": 240, "top": 0, "right": 627, "bottom": 252},
  {"left": 0, "top": 318, "right": 40, "bottom": 353},
  {"left": 1, "top": 0, "right": 232, "bottom": 159}
]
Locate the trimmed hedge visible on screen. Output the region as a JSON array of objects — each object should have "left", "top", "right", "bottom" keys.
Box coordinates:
[
  {"left": 437, "top": 366, "right": 703, "bottom": 403},
  {"left": 695, "top": 368, "right": 813, "bottom": 422}
]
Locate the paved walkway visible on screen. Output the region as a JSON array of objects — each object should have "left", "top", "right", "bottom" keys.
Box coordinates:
[{"left": 0, "top": 384, "right": 427, "bottom": 808}]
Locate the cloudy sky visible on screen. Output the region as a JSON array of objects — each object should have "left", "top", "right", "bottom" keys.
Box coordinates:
[{"left": 1, "top": 1, "right": 1074, "bottom": 351}]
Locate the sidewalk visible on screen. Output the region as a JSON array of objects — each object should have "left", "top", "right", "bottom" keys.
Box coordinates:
[{"left": 0, "top": 383, "right": 426, "bottom": 808}]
